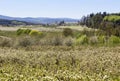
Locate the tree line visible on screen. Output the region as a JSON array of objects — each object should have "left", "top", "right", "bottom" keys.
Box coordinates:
[{"left": 79, "top": 12, "right": 120, "bottom": 37}]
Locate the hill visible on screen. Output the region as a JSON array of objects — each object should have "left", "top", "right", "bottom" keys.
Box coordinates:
[
  {"left": 0, "top": 15, "right": 79, "bottom": 24},
  {"left": 0, "top": 19, "right": 35, "bottom": 26}
]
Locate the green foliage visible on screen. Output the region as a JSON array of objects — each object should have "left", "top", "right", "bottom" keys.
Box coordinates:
[
  {"left": 80, "top": 12, "right": 120, "bottom": 37},
  {"left": 101, "top": 15, "right": 120, "bottom": 37},
  {"left": 100, "top": 22, "right": 120, "bottom": 37},
  {"left": 75, "top": 32, "right": 82, "bottom": 39},
  {"left": 82, "top": 28, "right": 95, "bottom": 36},
  {"left": 16, "top": 29, "right": 31, "bottom": 35},
  {"left": 16, "top": 29, "right": 44, "bottom": 37},
  {"left": 104, "top": 15, "right": 120, "bottom": 22},
  {"left": 29, "top": 30, "right": 43, "bottom": 37},
  {"left": 114, "top": 27, "right": 120, "bottom": 37},
  {"left": 76, "top": 35, "right": 88, "bottom": 45},
  {"left": 98, "top": 36, "right": 106, "bottom": 44},
  {"left": 1, "top": 29, "right": 120, "bottom": 47},
  {"left": 16, "top": 29, "right": 24, "bottom": 35},
  {"left": 63, "top": 28, "right": 73, "bottom": 37},
  {"left": 23, "top": 29, "right": 32, "bottom": 34},
  {"left": 109, "top": 35, "right": 120, "bottom": 45}
]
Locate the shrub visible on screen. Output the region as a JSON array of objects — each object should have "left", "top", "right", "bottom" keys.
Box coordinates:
[
  {"left": 89, "top": 36, "right": 98, "bottom": 45},
  {"left": 0, "top": 37, "right": 12, "bottom": 47},
  {"left": 51, "top": 36, "right": 63, "bottom": 46},
  {"left": 114, "top": 27, "right": 120, "bottom": 37},
  {"left": 109, "top": 35, "right": 120, "bottom": 45},
  {"left": 38, "top": 35, "right": 64, "bottom": 46},
  {"left": 98, "top": 36, "right": 106, "bottom": 44},
  {"left": 76, "top": 33, "right": 82, "bottom": 39},
  {"left": 76, "top": 35, "right": 88, "bottom": 45},
  {"left": 104, "top": 22, "right": 115, "bottom": 36},
  {"left": 16, "top": 36, "right": 33, "bottom": 47},
  {"left": 82, "top": 28, "right": 88, "bottom": 35},
  {"left": 82, "top": 28, "right": 94, "bottom": 36},
  {"left": 64, "top": 37, "right": 75, "bottom": 46},
  {"left": 16, "top": 29, "right": 24, "bottom": 35},
  {"left": 16, "top": 29, "right": 32, "bottom": 35},
  {"left": 63, "top": 28, "right": 73, "bottom": 37},
  {"left": 29, "top": 30, "right": 43, "bottom": 37},
  {"left": 23, "top": 29, "right": 32, "bottom": 34}
]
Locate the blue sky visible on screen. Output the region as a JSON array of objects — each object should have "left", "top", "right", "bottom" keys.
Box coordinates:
[{"left": 0, "top": 0, "right": 119, "bottom": 19}]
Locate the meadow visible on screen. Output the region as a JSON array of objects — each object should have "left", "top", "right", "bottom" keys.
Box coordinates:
[{"left": 0, "top": 26, "right": 120, "bottom": 81}]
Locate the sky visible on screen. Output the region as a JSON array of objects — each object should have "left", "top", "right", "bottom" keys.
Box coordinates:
[{"left": 0, "top": 0, "right": 119, "bottom": 19}]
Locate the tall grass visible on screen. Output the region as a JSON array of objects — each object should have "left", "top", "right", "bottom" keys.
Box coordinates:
[
  {"left": 0, "top": 46, "right": 119, "bottom": 80},
  {"left": 0, "top": 28, "right": 120, "bottom": 80}
]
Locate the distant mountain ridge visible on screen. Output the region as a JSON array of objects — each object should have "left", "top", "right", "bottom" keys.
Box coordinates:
[
  {"left": 0, "top": 15, "right": 79, "bottom": 24},
  {"left": 0, "top": 18, "right": 35, "bottom": 26}
]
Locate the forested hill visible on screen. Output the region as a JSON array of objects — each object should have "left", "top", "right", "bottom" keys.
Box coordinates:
[
  {"left": 0, "top": 19, "right": 35, "bottom": 26},
  {"left": 0, "top": 15, "right": 78, "bottom": 24},
  {"left": 80, "top": 12, "right": 120, "bottom": 36}
]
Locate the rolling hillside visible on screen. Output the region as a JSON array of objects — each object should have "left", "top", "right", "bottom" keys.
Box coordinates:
[
  {"left": 0, "top": 15, "right": 79, "bottom": 24},
  {"left": 0, "top": 19, "right": 34, "bottom": 26}
]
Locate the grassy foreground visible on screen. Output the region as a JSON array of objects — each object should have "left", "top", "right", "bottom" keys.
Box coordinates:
[{"left": 0, "top": 46, "right": 120, "bottom": 81}]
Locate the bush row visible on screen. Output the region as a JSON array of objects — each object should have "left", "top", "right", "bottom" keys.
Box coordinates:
[
  {"left": 76, "top": 35, "right": 120, "bottom": 46},
  {"left": 0, "top": 35, "right": 120, "bottom": 47},
  {"left": 16, "top": 28, "right": 43, "bottom": 37}
]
